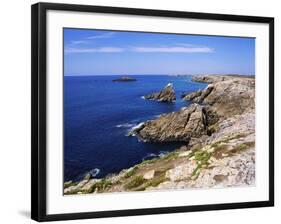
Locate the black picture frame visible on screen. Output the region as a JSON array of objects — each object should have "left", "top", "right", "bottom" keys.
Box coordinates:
[{"left": 31, "top": 2, "right": 274, "bottom": 222}]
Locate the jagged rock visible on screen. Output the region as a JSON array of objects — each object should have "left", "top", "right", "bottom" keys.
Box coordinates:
[
  {"left": 112, "top": 76, "right": 136, "bottom": 82},
  {"left": 144, "top": 83, "right": 176, "bottom": 102},
  {"left": 182, "top": 90, "right": 202, "bottom": 101},
  {"left": 186, "top": 77, "right": 255, "bottom": 117},
  {"left": 133, "top": 103, "right": 218, "bottom": 143},
  {"left": 202, "top": 80, "right": 253, "bottom": 116},
  {"left": 192, "top": 84, "right": 214, "bottom": 104}
]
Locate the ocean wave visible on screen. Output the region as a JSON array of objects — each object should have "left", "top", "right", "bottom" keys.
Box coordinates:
[
  {"left": 115, "top": 123, "right": 135, "bottom": 128},
  {"left": 141, "top": 96, "right": 145, "bottom": 99},
  {"left": 142, "top": 153, "right": 157, "bottom": 161},
  {"left": 142, "top": 151, "right": 169, "bottom": 161},
  {"left": 88, "top": 168, "right": 100, "bottom": 177},
  {"left": 131, "top": 122, "right": 145, "bottom": 131}
]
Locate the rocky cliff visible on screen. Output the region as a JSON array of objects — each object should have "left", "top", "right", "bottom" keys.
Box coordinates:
[{"left": 64, "top": 75, "right": 255, "bottom": 194}]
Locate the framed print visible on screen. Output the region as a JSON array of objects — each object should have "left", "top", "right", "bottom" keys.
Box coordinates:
[{"left": 31, "top": 2, "right": 274, "bottom": 222}]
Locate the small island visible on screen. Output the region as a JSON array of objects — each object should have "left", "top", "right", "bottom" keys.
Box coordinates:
[{"left": 112, "top": 76, "right": 137, "bottom": 82}]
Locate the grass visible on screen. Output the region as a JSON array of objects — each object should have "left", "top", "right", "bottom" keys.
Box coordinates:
[
  {"left": 140, "top": 151, "right": 179, "bottom": 166},
  {"left": 188, "top": 138, "right": 254, "bottom": 180},
  {"left": 138, "top": 174, "right": 168, "bottom": 191},
  {"left": 210, "top": 133, "right": 248, "bottom": 148},
  {"left": 64, "top": 181, "right": 77, "bottom": 189},
  {"left": 123, "top": 166, "right": 138, "bottom": 178},
  {"left": 64, "top": 188, "right": 80, "bottom": 195},
  {"left": 191, "top": 150, "right": 213, "bottom": 179},
  {"left": 86, "top": 179, "right": 112, "bottom": 193},
  {"left": 230, "top": 142, "right": 253, "bottom": 154},
  {"left": 124, "top": 175, "right": 145, "bottom": 190}
]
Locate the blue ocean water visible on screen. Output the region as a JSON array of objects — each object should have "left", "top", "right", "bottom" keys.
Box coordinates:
[{"left": 64, "top": 75, "right": 207, "bottom": 182}]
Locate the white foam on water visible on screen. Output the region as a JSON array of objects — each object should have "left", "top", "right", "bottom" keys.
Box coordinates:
[
  {"left": 115, "top": 123, "right": 135, "bottom": 128},
  {"left": 142, "top": 153, "right": 157, "bottom": 161},
  {"left": 131, "top": 122, "right": 145, "bottom": 131},
  {"left": 89, "top": 168, "right": 100, "bottom": 177}
]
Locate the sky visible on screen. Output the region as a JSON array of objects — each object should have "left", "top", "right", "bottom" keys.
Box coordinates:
[{"left": 64, "top": 28, "right": 255, "bottom": 76}]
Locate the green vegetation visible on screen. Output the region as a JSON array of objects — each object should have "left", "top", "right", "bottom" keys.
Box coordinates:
[
  {"left": 140, "top": 158, "right": 158, "bottom": 165},
  {"left": 211, "top": 133, "right": 248, "bottom": 148},
  {"left": 140, "top": 151, "right": 179, "bottom": 166},
  {"left": 191, "top": 150, "right": 213, "bottom": 179},
  {"left": 164, "top": 151, "right": 179, "bottom": 161},
  {"left": 138, "top": 173, "right": 168, "bottom": 191},
  {"left": 64, "top": 181, "right": 77, "bottom": 188},
  {"left": 123, "top": 166, "right": 138, "bottom": 178},
  {"left": 230, "top": 142, "right": 253, "bottom": 154},
  {"left": 124, "top": 175, "right": 145, "bottom": 189},
  {"left": 64, "top": 188, "right": 80, "bottom": 195},
  {"left": 188, "top": 137, "right": 254, "bottom": 180},
  {"left": 86, "top": 179, "right": 112, "bottom": 193}
]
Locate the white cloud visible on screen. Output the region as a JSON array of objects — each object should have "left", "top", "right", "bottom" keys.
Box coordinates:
[
  {"left": 86, "top": 32, "right": 115, "bottom": 39},
  {"left": 132, "top": 46, "right": 214, "bottom": 53},
  {"left": 70, "top": 40, "right": 89, "bottom": 45},
  {"left": 65, "top": 47, "right": 124, "bottom": 53},
  {"left": 65, "top": 43, "right": 214, "bottom": 54}
]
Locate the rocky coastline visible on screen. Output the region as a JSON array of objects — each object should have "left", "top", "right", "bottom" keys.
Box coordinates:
[{"left": 64, "top": 74, "right": 255, "bottom": 195}]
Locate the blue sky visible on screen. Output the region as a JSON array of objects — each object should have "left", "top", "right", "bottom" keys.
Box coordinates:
[{"left": 64, "top": 28, "right": 255, "bottom": 76}]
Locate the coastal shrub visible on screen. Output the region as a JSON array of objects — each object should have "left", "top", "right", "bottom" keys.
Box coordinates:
[
  {"left": 244, "top": 141, "right": 255, "bottom": 148},
  {"left": 124, "top": 175, "right": 145, "bottom": 190},
  {"left": 123, "top": 166, "right": 138, "bottom": 178},
  {"left": 164, "top": 151, "right": 179, "bottom": 161},
  {"left": 140, "top": 158, "right": 158, "bottom": 165},
  {"left": 144, "top": 173, "right": 168, "bottom": 188},
  {"left": 64, "top": 181, "right": 77, "bottom": 189},
  {"left": 230, "top": 143, "right": 250, "bottom": 154},
  {"left": 190, "top": 150, "right": 213, "bottom": 180},
  {"left": 140, "top": 151, "right": 179, "bottom": 167},
  {"left": 87, "top": 179, "right": 112, "bottom": 193}
]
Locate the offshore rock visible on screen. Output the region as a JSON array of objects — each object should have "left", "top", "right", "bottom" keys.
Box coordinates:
[{"left": 144, "top": 83, "right": 176, "bottom": 102}]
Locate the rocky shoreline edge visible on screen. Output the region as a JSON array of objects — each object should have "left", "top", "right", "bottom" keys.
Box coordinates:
[{"left": 64, "top": 74, "right": 255, "bottom": 195}]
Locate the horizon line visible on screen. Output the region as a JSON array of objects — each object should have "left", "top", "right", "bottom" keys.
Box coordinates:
[{"left": 64, "top": 73, "right": 255, "bottom": 77}]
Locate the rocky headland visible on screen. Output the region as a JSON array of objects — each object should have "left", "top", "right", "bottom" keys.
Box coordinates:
[
  {"left": 64, "top": 75, "right": 255, "bottom": 195},
  {"left": 144, "top": 83, "right": 176, "bottom": 102}
]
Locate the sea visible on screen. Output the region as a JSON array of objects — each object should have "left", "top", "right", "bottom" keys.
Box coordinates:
[{"left": 64, "top": 75, "right": 207, "bottom": 182}]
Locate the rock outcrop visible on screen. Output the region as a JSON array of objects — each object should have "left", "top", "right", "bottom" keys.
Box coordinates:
[
  {"left": 181, "top": 90, "right": 202, "bottom": 101},
  {"left": 144, "top": 83, "right": 176, "bottom": 102},
  {"left": 189, "top": 77, "right": 255, "bottom": 117},
  {"left": 133, "top": 104, "right": 218, "bottom": 143},
  {"left": 112, "top": 76, "right": 136, "bottom": 82}
]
